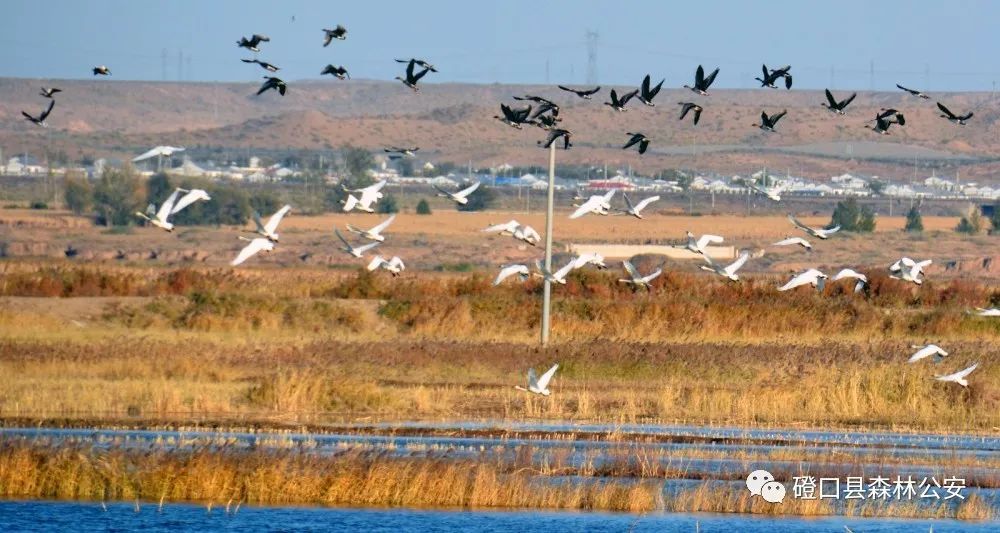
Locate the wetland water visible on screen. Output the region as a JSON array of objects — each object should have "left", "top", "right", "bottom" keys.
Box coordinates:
[{"left": 0, "top": 501, "right": 996, "bottom": 532}]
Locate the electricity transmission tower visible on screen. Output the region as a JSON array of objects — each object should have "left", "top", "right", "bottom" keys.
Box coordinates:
[{"left": 585, "top": 30, "right": 599, "bottom": 85}]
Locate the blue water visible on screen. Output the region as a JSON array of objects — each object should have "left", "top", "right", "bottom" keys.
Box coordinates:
[{"left": 0, "top": 501, "right": 995, "bottom": 532}]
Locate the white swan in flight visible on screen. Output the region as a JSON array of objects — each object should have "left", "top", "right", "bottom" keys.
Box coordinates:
[
  {"left": 618, "top": 260, "right": 662, "bottom": 290},
  {"left": 935, "top": 362, "right": 979, "bottom": 387},
  {"left": 700, "top": 250, "right": 750, "bottom": 281},
  {"left": 788, "top": 214, "right": 839, "bottom": 239},
  {"left": 534, "top": 260, "right": 576, "bottom": 285},
  {"left": 832, "top": 268, "right": 869, "bottom": 293},
  {"left": 749, "top": 182, "right": 786, "bottom": 202},
  {"left": 571, "top": 252, "right": 607, "bottom": 270},
  {"left": 619, "top": 194, "right": 660, "bottom": 219},
  {"left": 681, "top": 231, "right": 724, "bottom": 256},
  {"left": 367, "top": 255, "right": 405, "bottom": 276},
  {"left": 889, "top": 257, "right": 932, "bottom": 285},
  {"left": 251, "top": 204, "right": 291, "bottom": 242},
  {"left": 514, "top": 363, "right": 559, "bottom": 395},
  {"left": 569, "top": 190, "right": 616, "bottom": 219},
  {"left": 435, "top": 181, "right": 481, "bottom": 205},
  {"left": 778, "top": 268, "right": 827, "bottom": 291},
  {"left": 334, "top": 229, "right": 380, "bottom": 258},
  {"left": 347, "top": 214, "right": 395, "bottom": 242},
  {"left": 231, "top": 236, "right": 274, "bottom": 266},
  {"left": 971, "top": 307, "right": 1000, "bottom": 317},
  {"left": 135, "top": 188, "right": 183, "bottom": 231},
  {"left": 342, "top": 180, "right": 387, "bottom": 212},
  {"left": 772, "top": 236, "right": 812, "bottom": 251},
  {"left": 908, "top": 343, "right": 948, "bottom": 363},
  {"left": 493, "top": 264, "right": 530, "bottom": 285},
  {"left": 170, "top": 188, "right": 212, "bottom": 214},
  {"left": 482, "top": 220, "right": 541, "bottom": 246}
]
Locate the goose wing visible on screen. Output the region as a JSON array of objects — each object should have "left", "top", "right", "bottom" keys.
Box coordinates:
[
  {"left": 569, "top": 198, "right": 599, "bottom": 219},
  {"left": 702, "top": 67, "right": 719, "bottom": 89},
  {"left": 622, "top": 260, "right": 640, "bottom": 280},
  {"left": 937, "top": 362, "right": 978, "bottom": 382},
  {"left": 937, "top": 102, "right": 957, "bottom": 119},
  {"left": 724, "top": 250, "right": 750, "bottom": 276},
  {"left": 840, "top": 92, "right": 857, "bottom": 109},
  {"left": 156, "top": 189, "right": 182, "bottom": 222},
  {"left": 825, "top": 89, "right": 838, "bottom": 108},
  {"left": 769, "top": 109, "right": 787, "bottom": 126},
  {"left": 455, "top": 181, "right": 481, "bottom": 199},
  {"left": 483, "top": 220, "right": 518, "bottom": 233},
  {"left": 633, "top": 196, "right": 660, "bottom": 212},
  {"left": 619, "top": 89, "right": 639, "bottom": 105},
  {"left": 171, "top": 189, "right": 210, "bottom": 215},
  {"left": 231, "top": 238, "right": 269, "bottom": 266},
  {"left": 832, "top": 269, "right": 866, "bottom": 282},
  {"left": 264, "top": 204, "right": 291, "bottom": 234},
  {"left": 536, "top": 364, "right": 559, "bottom": 390},
  {"left": 38, "top": 100, "right": 55, "bottom": 121},
  {"left": 369, "top": 214, "right": 396, "bottom": 235},
  {"left": 696, "top": 234, "right": 724, "bottom": 250},
  {"left": 788, "top": 214, "right": 812, "bottom": 232},
  {"left": 367, "top": 256, "right": 386, "bottom": 271}
]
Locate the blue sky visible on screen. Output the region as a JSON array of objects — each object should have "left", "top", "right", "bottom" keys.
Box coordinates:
[{"left": 2, "top": 0, "right": 999, "bottom": 91}]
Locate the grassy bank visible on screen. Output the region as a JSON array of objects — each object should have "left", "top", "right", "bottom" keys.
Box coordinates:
[{"left": 0, "top": 441, "right": 992, "bottom": 519}]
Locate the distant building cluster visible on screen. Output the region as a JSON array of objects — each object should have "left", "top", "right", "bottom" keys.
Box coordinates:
[{"left": 2, "top": 145, "right": 1000, "bottom": 201}]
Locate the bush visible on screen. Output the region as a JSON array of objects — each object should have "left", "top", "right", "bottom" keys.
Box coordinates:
[
  {"left": 956, "top": 208, "right": 983, "bottom": 235},
  {"left": 991, "top": 204, "right": 1000, "bottom": 234},
  {"left": 377, "top": 194, "right": 399, "bottom": 214},
  {"left": 416, "top": 198, "right": 432, "bottom": 215},
  {"left": 905, "top": 207, "right": 923, "bottom": 232},
  {"left": 830, "top": 198, "right": 875, "bottom": 233},
  {"left": 93, "top": 166, "right": 144, "bottom": 227},
  {"left": 64, "top": 176, "right": 93, "bottom": 215},
  {"left": 30, "top": 201, "right": 48, "bottom": 210}
]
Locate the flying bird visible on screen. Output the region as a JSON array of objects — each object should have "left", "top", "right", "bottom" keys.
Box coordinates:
[
  {"left": 334, "top": 229, "right": 380, "bottom": 258},
  {"left": 346, "top": 213, "right": 395, "bottom": 242},
  {"left": 619, "top": 194, "right": 660, "bottom": 219},
  {"left": 135, "top": 188, "right": 183, "bottom": 232},
  {"left": 92, "top": 65, "right": 111, "bottom": 76},
  {"left": 684, "top": 65, "right": 720, "bottom": 95},
  {"left": 618, "top": 260, "right": 662, "bottom": 291},
  {"left": 514, "top": 364, "right": 559, "bottom": 395},
  {"left": 538, "top": 128, "right": 572, "bottom": 149},
  {"left": 869, "top": 108, "right": 906, "bottom": 135},
  {"left": 384, "top": 147, "right": 419, "bottom": 157},
  {"left": 778, "top": 268, "right": 827, "bottom": 291},
  {"left": 341, "top": 180, "right": 387, "bottom": 213},
  {"left": 749, "top": 182, "right": 786, "bottom": 201},
  {"left": 558, "top": 85, "right": 600, "bottom": 99},
  {"left": 236, "top": 34, "right": 270, "bottom": 53},
  {"left": 937, "top": 102, "right": 973, "bottom": 125},
  {"left": 700, "top": 250, "right": 750, "bottom": 281},
  {"left": 755, "top": 64, "right": 792, "bottom": 89},
  {"left": 256, "top": 76, "right": 287, "bottom": 96},
  {"left": 889, "top": 257, "right": 932, "bottom": 285},
  {"left": 231, "top": 236, "right": 274, "bottom": 267},
  {"left": 395, "top": 59, "right": 431, "bottom": 91},
  {"left": 823, "top": 89, "right": 856, "bottom": 115},
  {"left": 170, "top": 189, "right": 211, "bottom": 214},
  {"left": 681, "top": 232, "right": 724, "bottom": 256},
  {"left": 534, "top": 260, "right": 576, "bottom": 285},
  {"left": 367, "top": 255, "right": 405, "bottom": 276},
  {"left": 788, "top": 214, "right": 839, "bottom": 239},
  {"left": 241, "top": 59, "right": 279, "bottom": 72},
  {"left": 249, "top": 204, "right": 291, "bottom": 242},
  {"left": 570, "top": 190, "right": 616, "bottom": 219},
  {"left": 908, "top": 344, "right": 949, "bottom": 363},
  {"left": 604, "top": 88, "right": 639, "bottom": 111},
  {"left": 482, "top": 220, "right": 540, "bottom": 246},
  {"left": 435, "top": 181, "right": 481, "bottom": 205},
  {"left": 677, "top": 102, "right": 703, "bottom": 125},
  {"left": 772, "top": 236, "right": 812, "bottom": 251},
  {"left": 39, "top": 87, "right": 61, "bottom": 98},
  {"left": 934, "top": 362, "right": 979, "bottom": 387},
  {"left": 22, "top": 100, "right": 55, "bottom": 127},
  {"left": 570, "top": 252, "right": 608, "bottom": 270},
  {"left": 637, "top": 74, "right": 665, "bottom": 106},
  {"left": 494, "top": 264, "right": 530, "bottom": 285},
  {"left": 971, "top": 307, "right": 1000, "bottom": 317},
  {"left": 395, "top": 58, "right": 437, "bottom": 73},
  {"left": 896, "top": 84, "right": 929, "bottom": 99},
  {"left": 622, "top": 132, "right": 651, "bottom": 154},
  {"left": 320, "top": 64, "right": 350, "bottom": 79},
  {"left": 322, "top": 25, "right": 347, "bottom": 46},
  {"left": 832, "top": 268, "right": 869, "bottom": 293},
  {"left": 494, "top": 103, "right": 532, "bottom": 129},
  {"left": 752, "top": 109, "right": 787, "bottom": 132}
]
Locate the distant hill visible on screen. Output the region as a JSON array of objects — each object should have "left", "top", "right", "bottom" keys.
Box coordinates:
[{"left": 3, "top": 77, "right": 1000, "bottom": 181}]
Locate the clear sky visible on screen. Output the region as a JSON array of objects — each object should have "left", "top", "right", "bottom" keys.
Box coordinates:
[{"left": 2, "top": 0, "right": 999, "bottom": 91}]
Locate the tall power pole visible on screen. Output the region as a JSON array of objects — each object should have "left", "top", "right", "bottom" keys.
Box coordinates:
[
  {"left": 161, "top": 48, "right": 168, "bottom": 81},
  {"left": 585, "top": 30, "right": 599, "bottom": 86}
]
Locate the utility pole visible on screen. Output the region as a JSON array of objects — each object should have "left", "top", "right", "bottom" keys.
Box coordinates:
[
  {"left": 585, "top": 30, "right": 599, "bottom": 85},
  {"left": 541, "top": 143, "right": 556, "bottom": 346}
]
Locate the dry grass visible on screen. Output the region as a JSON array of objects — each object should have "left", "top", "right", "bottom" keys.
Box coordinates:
[{"left": 0, "top": 440, "right": 992, "bottom": 519}]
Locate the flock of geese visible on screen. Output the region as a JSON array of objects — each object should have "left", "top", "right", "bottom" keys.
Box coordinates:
[{"left": 15, "top": 23, "right": 995, "bottom": 394}]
